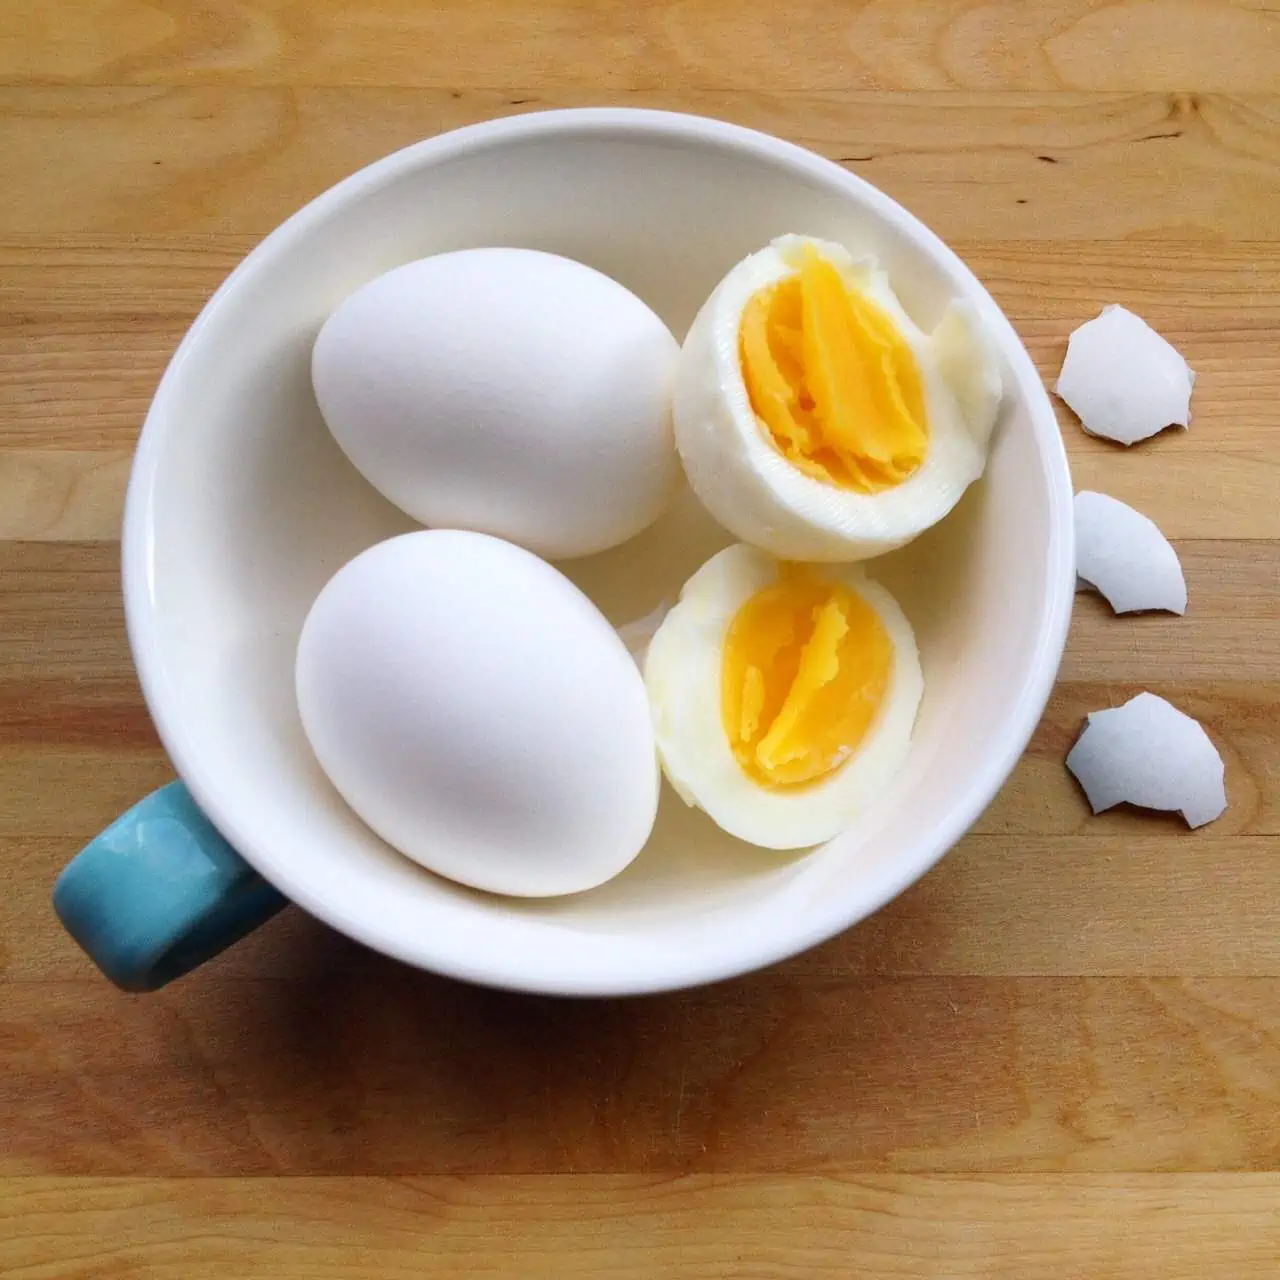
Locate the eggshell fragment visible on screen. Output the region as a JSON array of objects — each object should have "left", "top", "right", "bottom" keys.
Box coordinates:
[
  {"left": 1074, "top": 490, "right": 1187, "bottom": 615},
  {"left": 1056, "top": 305, "right": 1194, "bottom": 445},
  {"left": 1065, "top": 692, "right": 1226, "bottom": 828}
]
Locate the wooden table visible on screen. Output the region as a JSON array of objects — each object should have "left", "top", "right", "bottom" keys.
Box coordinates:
[{"left": 3, "top": 2, "right": 1279, "bottom": 1275}]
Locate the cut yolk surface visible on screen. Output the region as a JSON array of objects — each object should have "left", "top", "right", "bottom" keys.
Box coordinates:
[
  {"left": 722, "top": 565, "right": 894, "bottom": 789},
  {"left": 739, "top": 244, "right": 929, "bottom": 492}
]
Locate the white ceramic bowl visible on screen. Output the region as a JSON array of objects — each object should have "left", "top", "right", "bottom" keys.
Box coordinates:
[{"left": 124, "top": 108, "right": 1074, "bottom": 996}]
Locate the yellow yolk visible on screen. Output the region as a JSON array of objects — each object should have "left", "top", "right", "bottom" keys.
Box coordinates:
[
  {"left": 739, "top": 244, "right": 929, "bottom": 492},
  {"left": 721, "top": 566, "right": 894, "bottom": 789}
]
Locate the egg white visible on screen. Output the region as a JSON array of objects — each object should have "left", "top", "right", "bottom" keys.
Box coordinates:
[
  {"left": 644, "top": 543, "right": 924, "bottom": 850},
  {"left": 673, "top": 234, "right": 1003, "bottom": 562}
]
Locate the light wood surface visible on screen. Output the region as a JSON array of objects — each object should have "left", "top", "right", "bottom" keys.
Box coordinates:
[{"left": 2, "top": 2, "right": 1278, "bottom": 1276}]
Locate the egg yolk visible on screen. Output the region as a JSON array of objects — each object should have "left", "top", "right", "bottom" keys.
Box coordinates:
[
  {"left": 722, "top": 566, "right": 894, "bottom": 789},
  {"left": 739, "top": 245, "right": 929, "bottom": 492}
]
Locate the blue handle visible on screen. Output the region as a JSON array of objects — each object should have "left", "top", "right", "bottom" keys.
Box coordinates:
[{"left": 53, "top": 782, "right": 288, "bottom": 991}]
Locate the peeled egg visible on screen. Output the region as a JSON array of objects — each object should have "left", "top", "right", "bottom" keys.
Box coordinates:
[
  {"left": 312, "top": 248, "right": 680, "bottom": 559},
  {"left": 673, "top": 235, "right": 1003, "bottom": 561},
  {"left": 296, "top": 530, "right": 660, "bottom": 897},
  {"left": 644, "top": 544, "right": 924, "bottom": 849}
]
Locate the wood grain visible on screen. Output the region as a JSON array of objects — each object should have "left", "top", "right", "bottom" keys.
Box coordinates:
[
  {"left": 3, "top": 975, "right": 1280, "bottom": 1175},
  {"left": 10, "top": 815, "right": 1280, "bottom": 984},
  {"left": 1, "top": 1174, "right": 1276, "bottom": 1279},
  {"left": 2, "top": 89, "right": 1279, "bottom": 240},
  {"left": 2, "top": 0, "right": 1278, "bottom": 1274},
  {"left": 4, "top": 0, "right": 1280, "bottom": 91}
]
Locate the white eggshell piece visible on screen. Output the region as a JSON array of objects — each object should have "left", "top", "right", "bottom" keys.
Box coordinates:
[
  {"left": 1065, "top": 692, "right": 1226, "bottom": 829},
  {"left": 312, "top": 248, "right": 680, "bottom": 559},
  {"left": 1056, "top": 305, "right": 1194, "bottom": 445},
  {"left": 673, "top": 234, "right": 1004, "bottom": 562},
  {"left": 296, "top": 530, "right": 660, "bottom": 897},
  {"left": 1074, "top": 490, "right": 1187, "bottom": 615}
]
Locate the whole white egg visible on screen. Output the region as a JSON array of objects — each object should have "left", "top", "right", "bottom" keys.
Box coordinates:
[
  {"left": 295, "top": 530, "right": 660, "bottom": 897},
  {"left": 312, "top": 248, "right": 680, "bottom": 559},
  {"left": 645, "top": 543, "right": 923, "bottom": 850},
  {"left": 674, "top": 234, "right": 1004, "bottom": 562}
]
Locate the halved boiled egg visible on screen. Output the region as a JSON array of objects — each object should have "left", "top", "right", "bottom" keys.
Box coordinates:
[
  {"left": 674, "top": 234, "right": 1003, "bottom": 561},
  {"left": 644, "top": 543, "right": 923, "bottom": 849}
]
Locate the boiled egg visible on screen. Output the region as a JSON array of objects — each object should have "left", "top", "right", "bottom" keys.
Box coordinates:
[
  {"left": 313, "top": 248, "right": 680, "bottom": 560},
  {"left": 296, "top": 530, "right": 660, "bottom": 897},
  {"left": 644, "top": 543, "right": 923, "bottom": 849},
  {"left": 673, "top": 235, "right": 1003, "bottom": 561}
]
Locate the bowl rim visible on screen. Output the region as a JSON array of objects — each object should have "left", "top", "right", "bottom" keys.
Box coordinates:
[{"left": 123, "top": 106, "right": 1076, "bottom": 996}]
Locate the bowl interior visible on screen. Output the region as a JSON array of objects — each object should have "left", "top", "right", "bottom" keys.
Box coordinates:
[{"left": 130, "top": 112, "right": 1072, "bottom": 994}]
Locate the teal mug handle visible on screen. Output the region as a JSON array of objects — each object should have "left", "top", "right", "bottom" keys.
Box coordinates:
[{"left": 53, "top": 782, "right": 289, "bottom": 992}]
